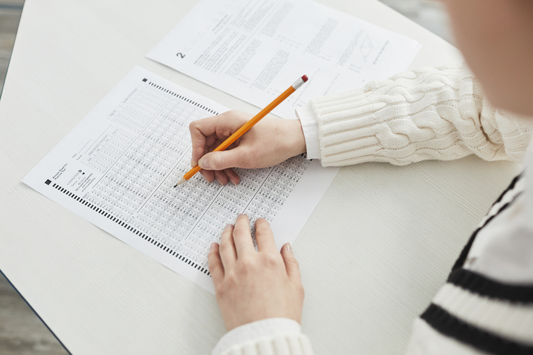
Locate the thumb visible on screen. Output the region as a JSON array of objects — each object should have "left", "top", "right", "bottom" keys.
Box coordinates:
[
  {"left": 281, "top": 243, "right": 302, "bottom": 284},
  {"left": 198, "top": 149, "right": 248, "bottom": 170}
]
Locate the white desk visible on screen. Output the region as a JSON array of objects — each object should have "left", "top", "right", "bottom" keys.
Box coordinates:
[{"left": 0, "top": 1, "right": 521, "bottom": 354}]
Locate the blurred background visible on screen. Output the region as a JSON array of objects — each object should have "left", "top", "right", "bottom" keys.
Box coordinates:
[
  {"left": 0, "top": 0, "right": 23, "bottom": 96},
  {"left": 0, "top": 0, "right": 452, "bottom": 354}
]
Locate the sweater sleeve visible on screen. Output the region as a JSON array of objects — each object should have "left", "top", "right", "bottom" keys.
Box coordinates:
[
  {"left": 212, "top": 318, "right": 314, "bottom": 355},
  {"left": 219, "top": 333, "right": 314, "bottom": 355},
  {"left": 309, "top": 63, "right": 533, "bottom": 167}
]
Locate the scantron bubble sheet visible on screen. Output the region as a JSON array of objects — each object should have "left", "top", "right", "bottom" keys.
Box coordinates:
[{"left": 22, "top": 66, "right": 338, "bottom": 293}]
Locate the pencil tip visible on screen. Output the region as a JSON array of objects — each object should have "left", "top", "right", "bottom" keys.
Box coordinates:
[{"left": 174, "top": 177, "right": 186, "bottom": 187}]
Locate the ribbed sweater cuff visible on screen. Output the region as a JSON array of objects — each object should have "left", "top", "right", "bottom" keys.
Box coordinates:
[
  {"left": 213, "top": 318, "right": 306, "bottom": 355},
  {"left": 310, "top": 88, "right": 389, "bottom": 166}
]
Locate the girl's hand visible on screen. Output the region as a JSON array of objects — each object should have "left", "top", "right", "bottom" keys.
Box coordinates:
[
  {"left": 189, "top": 110, "right": 306, "bottom": 185},
  {"left": 208, "top": 214, "right": 304, "bottom": 331}
]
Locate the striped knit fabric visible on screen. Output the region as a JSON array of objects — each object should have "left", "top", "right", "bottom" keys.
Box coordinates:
[{"left": 408, "top": 173, "right": 533, "bottom": 355}]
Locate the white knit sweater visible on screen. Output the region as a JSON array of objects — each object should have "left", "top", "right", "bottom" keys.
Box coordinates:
[
  {"left": 308, "top": 63, "right": 531, "bottom": 166},
  {"left": 213, "top": 64, "right": 533, "bottom": 355}
]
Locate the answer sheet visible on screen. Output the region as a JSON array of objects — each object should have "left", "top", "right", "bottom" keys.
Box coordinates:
[
  {"left": 148, "top": 0, "right": 421, "bottom": 119},
  {"left": 23, "top": 67, "right": 338, "bottom": 293}
]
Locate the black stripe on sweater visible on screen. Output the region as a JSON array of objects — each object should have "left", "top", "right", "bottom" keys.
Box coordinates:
[
  {"left": 452, "top": 192, "right": 523, "bottom": 271},
  {"left": 490, "top": 172, "right": 523, "bottom": 209},
  {"left": 421, "top": 303, "right": 533, "bottom": 355},
  {"left": 448, "top": 268, "right": 533, "bottom": 303}
]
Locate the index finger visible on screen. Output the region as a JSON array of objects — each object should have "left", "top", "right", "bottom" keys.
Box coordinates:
[
  {"left": 255, "top": 218, "right": 277, "bottom": 252},
  {"left": 219, "top": 224, "right": 237, "bottom": 268},
  {"left": 232, "top": 214, "right": 255, "bottom": 257}
]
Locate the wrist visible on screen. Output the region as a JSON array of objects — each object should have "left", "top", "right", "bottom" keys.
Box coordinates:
[{"left": 285, "top": 119, "right": 307, "bottom": 157}]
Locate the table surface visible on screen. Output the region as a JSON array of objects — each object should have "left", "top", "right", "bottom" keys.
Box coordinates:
[{"left": 0, "top": 0, "right": 522, "bottom": 354}]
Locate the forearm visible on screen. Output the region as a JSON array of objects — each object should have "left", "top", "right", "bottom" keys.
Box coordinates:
[{"left": 302, "top": 63, "right": 532, "bottom": 167}]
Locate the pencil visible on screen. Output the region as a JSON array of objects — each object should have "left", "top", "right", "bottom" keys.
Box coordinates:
[{"left": 175, "top": 75, "right": 308, "bottom": 187}]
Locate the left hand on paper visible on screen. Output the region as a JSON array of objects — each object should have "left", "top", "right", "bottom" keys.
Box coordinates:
[
  {"left": 189, "top": 110, "right": 306, "bottom": 185},
  {"left": 208, "top": 214, "right": 304, "bottom": 331}
]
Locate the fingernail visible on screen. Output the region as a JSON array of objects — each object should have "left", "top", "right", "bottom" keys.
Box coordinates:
[
  {"left": 285, "top": 243, "right": 292, "bottom": 253},
  {"left": 216, "top": 177, "right": 224, "bottom": 185},
  {"left": 210, "top": 243, "right": 217, "bottom": 251},
  {"left": 224, "top": 224, "right": 233, "bottom": 231},
  {"left": 199, "top": 157, "right": 210, "bottom": 169}
]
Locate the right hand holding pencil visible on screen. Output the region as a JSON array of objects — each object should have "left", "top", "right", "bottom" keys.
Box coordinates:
[{"left": 189, "top": 110, "right": 306, "bottom": 185}]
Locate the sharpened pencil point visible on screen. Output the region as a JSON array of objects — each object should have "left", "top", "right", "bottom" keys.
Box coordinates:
[{"left": 174, "top": 178, "right": 186, "bottom": 187}]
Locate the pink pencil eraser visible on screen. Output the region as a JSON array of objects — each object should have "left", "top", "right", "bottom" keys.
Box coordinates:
[{"left": 302, "top": 75, "right": 308, "bottom": 82}]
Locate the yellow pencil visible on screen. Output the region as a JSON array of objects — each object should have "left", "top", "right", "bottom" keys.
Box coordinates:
[{"left": 175, "top": 75, "right": 309, "bottom": 187}]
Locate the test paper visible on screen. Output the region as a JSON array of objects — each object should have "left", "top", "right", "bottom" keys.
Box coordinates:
[
  {"left": 22, "top": 67, "right": 339, "bottom": 293},
  {"left": 147, "top": 0, "right": 421, "bottom": 119}
]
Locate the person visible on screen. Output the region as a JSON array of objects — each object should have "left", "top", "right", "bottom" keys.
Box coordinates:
[{"left": 189, "top": 0, "right": 533, "bottom": 354}]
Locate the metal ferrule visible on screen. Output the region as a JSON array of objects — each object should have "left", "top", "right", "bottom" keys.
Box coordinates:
[{"left": 292, "top": 77, "right": 305, "bottom": 90}]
